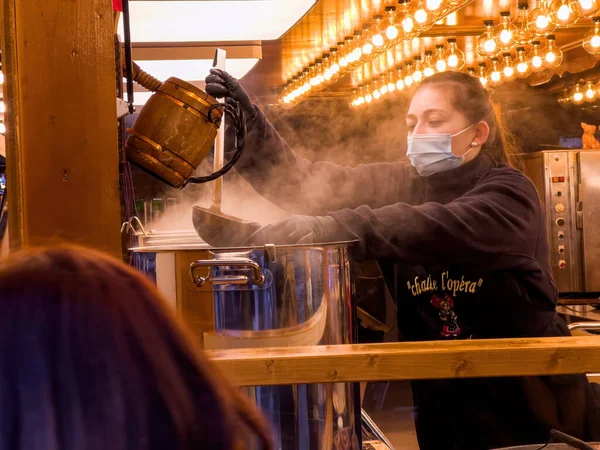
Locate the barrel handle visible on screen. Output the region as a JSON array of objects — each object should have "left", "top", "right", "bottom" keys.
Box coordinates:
[{"left": 189, "top": 258, "right": 266, "bottom": 287}]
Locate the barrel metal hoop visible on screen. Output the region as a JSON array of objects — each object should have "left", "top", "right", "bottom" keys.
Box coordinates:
[
  {"left": 162, "top": 80, "right": 222, "bottom": 117},
  {"left": 127, "top": 130, "right": 197, "bottom": 172},
  {"left": 154, "top": 90, "right": 204, "bottom": 119}
]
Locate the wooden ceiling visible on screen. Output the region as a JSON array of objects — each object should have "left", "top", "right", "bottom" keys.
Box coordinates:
[{"left": 244, "top": 0, "right": 599, "bottom": 101}]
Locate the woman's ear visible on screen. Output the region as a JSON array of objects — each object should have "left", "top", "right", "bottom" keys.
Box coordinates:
[{"left": 474, "top": 120, "right": 490, "bottom": 146}]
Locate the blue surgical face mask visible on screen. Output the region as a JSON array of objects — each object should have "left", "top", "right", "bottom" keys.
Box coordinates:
[{"left": 406, "top": 124, "right": 477, "bottom": 177}]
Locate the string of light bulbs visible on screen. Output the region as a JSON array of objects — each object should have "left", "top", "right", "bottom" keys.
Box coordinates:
[
  {"left": 350, "top": 2, "right": 600, "bottom": 108},
  {"left": 279, "top": 0, "right": 471, "bottom": 106},
  {"left": 557, "top": 79, "right": 600, "bottom": 104}
]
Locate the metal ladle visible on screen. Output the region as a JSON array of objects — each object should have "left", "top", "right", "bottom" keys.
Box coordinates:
[{"left": 192, "top": 49, "right": 261, "bottom": 247}]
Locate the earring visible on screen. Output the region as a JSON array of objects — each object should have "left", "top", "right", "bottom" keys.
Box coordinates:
[{"left": 471, "top": 141, "right": 478, "bottom": 147}]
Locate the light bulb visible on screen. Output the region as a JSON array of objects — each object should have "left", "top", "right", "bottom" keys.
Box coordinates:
[
  {"left": 412, "top": 56, "right": 424, "bottom": 83},
  {"left": 584, "top": 81, "right": 598, "bottom": 101},
  {"left": 365, "top": 92, "right": 373, "bottom": 103},
  {"left": 529, "top": 0, "right": 557, "bottom": 36},
  {"left": 551, "top": 0, "right": 581, "bottom": 26},
  {"left": 388, "top": 81, "right": 396, "bottom": 92},
  {"left": 423, "top": 51, "right": 436, "bottom": 77},
  {"left": 501, "top": 53, "right": 516, "bottom": 82},
  {"left": 488, "top": 58, "right": 503, "bottom": 86},
  {"left": 379, "top": 5, "right": 400, "bottom": 49},
  {"left": 404, "top": 62, "right": 414, "bottom": 86},
  {"left": 477, "top": 20, "right": 500, "bottom": 58},
  {"left": 398, "top": 0, "right": 419, "bottom": 40},
  {"left": 0, "top": 123, "right": 6, "bottom": 134},
  {"left": 396, "top": 67, "right": 405, "bottom": 90},
  {"left": 596, "top": 79, "right": 600, "bottom": 97},
  {"left": 579, "top": 0, "right": 600, "bottom": 17},
  {"left": 370, "top": 15, "right": 385, "bottom": 48},
  {"left": 496, "top": 11, "right": 517, "bottom": 51},
  {"left": 445, "top": 38, "right": 465, "bottom": 71},
  {"left": 0, "top": 102, "right": 5, "bottom": 114},
  {"left": 362, "top": 42, "right": 373, "bottom": 55},
  {"left": 543, "top": 35, "right": 564, "bottom": 68},
  {"left": 373, "top": 89, "right": 381, "bottom": 100},
  {"left": 515, "top": 2, "right": 535, "bottom": 45},
  {"left": 0, "top": 72, "right": 4, "bottom": 85},
  {"left": 478, "top": 63, "right": 489, "bottom": 87},
  {"left": 572, "top": 84, "right": 585, "bottom": 104},
  {"left": 426, "top": 0, "right": 443, "bottom": 10},
  {"left": 515, "top": 46, "right": 532, "bottom": 78},
  {"left": 583, "top": 17, "right": 600, "bottom": 55},
  {"left": 527, "top": 41, "right": 545, "bottom": 72},
  {"left": 434, "top": 44, "right": 447, "bottom": 72},
  {"left": 415, "top": 8, "right": 428, "bottom": 23}
]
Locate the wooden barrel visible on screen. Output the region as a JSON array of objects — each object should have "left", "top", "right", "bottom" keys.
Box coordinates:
[{"left": 125, "top": 77, "right": 223, "bottom": 189}]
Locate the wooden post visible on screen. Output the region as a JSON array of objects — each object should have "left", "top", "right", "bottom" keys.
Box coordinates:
[{"left": 0, "top": 0, "right": 121, "bottom": 256}]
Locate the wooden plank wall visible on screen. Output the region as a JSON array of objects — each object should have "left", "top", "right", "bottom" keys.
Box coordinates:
[{"left": 0, "top": 0, "right": 121, "bottom": 256}]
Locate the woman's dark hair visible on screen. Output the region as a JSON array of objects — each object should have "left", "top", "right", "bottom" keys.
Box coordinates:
[
  {"left": 0, "top": 245, "right": 273, "bottom": 450},
  {"left": 414, "top": 71, "right": 520, "bottom": 168}
]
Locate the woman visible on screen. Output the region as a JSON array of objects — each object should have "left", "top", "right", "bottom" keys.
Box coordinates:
[
  {"left": 206, "top": 69, "right": 600, "bottom": 448},
  {"left": 0, "top": 245, "right": 272, "bottom": 450}
]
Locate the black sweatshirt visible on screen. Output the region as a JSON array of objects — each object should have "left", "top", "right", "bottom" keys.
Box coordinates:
[{"left": 227, "top": 107, "right": 600, "bottom": 448}]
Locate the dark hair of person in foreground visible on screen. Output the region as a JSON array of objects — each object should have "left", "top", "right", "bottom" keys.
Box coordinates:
[{"left": 0, "top": 245, "right": 273, "bottom": 450}]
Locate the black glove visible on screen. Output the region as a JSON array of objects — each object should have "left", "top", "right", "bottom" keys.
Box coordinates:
[
  {"left": 205, "top": 69, "right": 256, "bottom": 123},
  {"left": 245, "top": 215, "right": 341, "bottom": 245}
]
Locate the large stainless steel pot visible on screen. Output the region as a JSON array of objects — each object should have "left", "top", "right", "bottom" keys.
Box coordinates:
[{"left": 129, "top": 231, "right": 360, "bottom": 450}]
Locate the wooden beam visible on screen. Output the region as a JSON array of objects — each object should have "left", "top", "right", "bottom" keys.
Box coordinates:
[
  {"left": 208, "top": 337, "right": 600, "bottom": 386},
  {"left": 0, "top": 0, "right": 121, "bottom": 256}
]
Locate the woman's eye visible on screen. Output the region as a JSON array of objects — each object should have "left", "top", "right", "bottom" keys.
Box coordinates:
[
  {"left": 406, "top": 124, "right": 415, "bottom": 131},
  {"left": 429, "top": 120, "right": 442, "bottom": 127}
]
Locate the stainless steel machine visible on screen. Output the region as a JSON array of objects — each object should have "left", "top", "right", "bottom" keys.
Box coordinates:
[{"left": 522, "top": 149, "right": 600, "bottom": 294}]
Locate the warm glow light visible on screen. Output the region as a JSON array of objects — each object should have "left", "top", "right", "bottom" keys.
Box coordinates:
[
  {"left": 365, "top": 93, "right": 373, "bottom": 103},
  {"left": 480, "top": 76, "right": 488, "bottom": 87},
  {"left": 499, "top": 29, "right": 513, "bottom": 44},
  {"left": 119, "top": 1, "right": 317, "bottom": 42},
  {"left": 424, "top": 67, "right": 435, "bottom": 76},
  {"left": 373, "top": 90, "right": 381, "bottom": 99},
  {"left": 426, "top": 0, "right": 442, "bottom": 10},
  {"left": 491, "top": 71, "right": 502, "bottom": 82},
  {"left": 536, "top": 14, "right": 550, "bottom": 29},
  {"left": 517, "top": 62, "right": 528, "bottom": 73},
  {"left": 413, "top": 70, "right": 423, "bottom": 82},
  {"left": 546, "top": 52, "right": 556, "bottom": 63},
  {"left": 592, "top": 35, "right": 600, "bottom": 47},
  {"left": 415, "top": 9, "right": 428, "bottom": 23},
  {"left": 386, "top": 25, "right": 399, "bottom": 39},
  {"left": 483, "top": 39, "right": 497, "bottom": 53},
  {"left": 436, "top": 59, "right": 447, "bottom": 72},
  {"left": 134, "top": 58, "right": 260, "bottom": 83},
  {"left": 396, "top": 79, "right": 405, "bottom": 90},
  {"left": 573, "top": 91, "right": 584, "bottom": 101},
  {"left": 0, "top": 73, "right": 4, "bottom": 85},
  {"left": 0, "top": 123, "right": 6, "bottom": 134},
  {"left": 388, "top": 82, "right": 396, "bottom": 92},
  {"left": 448, "top": 54, "right": 458, "bottom": 67},
  {"left": 0, "top": 102, "right": 6, "bottom": 114},
  {"left": 339, "top": 57, "right": 349, "bottom": 67},
  {"left": 557, "top": 4, "right": 571, "bottom": 20},
  {"left": 402, "top": 16, "right": 415, "bottom": 33},
  {"left": 586, "top": 86, "right": 596, "bottom": 99},
  {"left": 373, "top": 34, "right": 385, "bottom": 47},
  {"left": 362, "top": 43, "right": 373, "bottom": 54},
  {"left": 532, "top": 56, "right": 543, "bottom": 68},
  {"left": 504, "top": 66, "right": 514, "bottom": 77}
]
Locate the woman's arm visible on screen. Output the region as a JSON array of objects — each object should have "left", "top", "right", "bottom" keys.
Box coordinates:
[{"left": 227, "top": 106, "right": 414, "bottom": 215}]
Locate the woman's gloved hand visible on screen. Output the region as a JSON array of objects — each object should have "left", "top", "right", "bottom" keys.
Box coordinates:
[
  {"left": 246, "top": 215, "right": 341, "bottom": 245},
  {"left": 205, "top": 69, "right": 256, "bottom": 123}
]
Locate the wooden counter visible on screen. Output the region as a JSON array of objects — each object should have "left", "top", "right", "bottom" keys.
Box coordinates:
[{"left": 208, "top": 336, "right": 600, "bottom": 387}]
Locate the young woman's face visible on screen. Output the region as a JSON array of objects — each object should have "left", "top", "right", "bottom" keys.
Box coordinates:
[{"left": 406, "top": 86, "right": 489, "bottom": 162}]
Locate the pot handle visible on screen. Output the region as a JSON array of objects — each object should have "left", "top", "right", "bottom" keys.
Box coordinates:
[{"left": 189, "top": 258, "right": 266, "bottom": 287}]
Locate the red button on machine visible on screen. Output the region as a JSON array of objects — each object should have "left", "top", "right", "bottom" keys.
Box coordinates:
[{"left": 552, "top": 176, "right": 565, "bottom": 183}]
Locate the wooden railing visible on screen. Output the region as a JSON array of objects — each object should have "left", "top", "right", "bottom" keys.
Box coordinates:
[{"left": 207, "top": 336, "right": 600, "bottom": 386}]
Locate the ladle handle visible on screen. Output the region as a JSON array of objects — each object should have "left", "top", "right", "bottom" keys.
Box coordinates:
[
  {"left": 189, "top": 258, "right": 266, "bottom": 287},
  {"left": 212, "top": 49, "right": 226, "bottom": 210}
]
